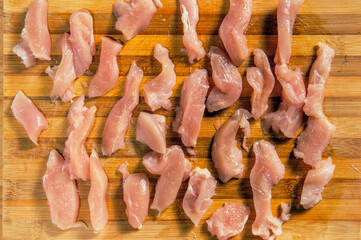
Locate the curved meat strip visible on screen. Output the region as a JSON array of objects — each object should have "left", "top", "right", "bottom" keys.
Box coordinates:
[
  {"left": 206, "top": 46, "right": 243, "bottom": 113},
  {"left": 88, "top": 37, "right": 123, "bottom": 98},
  {"left": 246, "top": 48, "right": 275, "bottom": 119},
  {"left": 142, "top": 151, "right": 167, "bottom": 175},
  {"left": 183, "top": 167, "right": 217, "bottom": 226},
  {"left": 211, "top": 108, "right": 251, "bottom": 183},
  {"left": 102, "top": 61, "right": 143, "bottom": 156},
  {"left": 13, "top": 41, "right": 37, "bottom": 68},
  {"left": 11, "top": 90, "right": 49, "bottom": 145},
  {"left": 180, "top": 0, "right": 205, "bottom": 63},
  {"left": 251, "top": 140, "right": 285, "bottom": 240},
  {"left": 219, "top": 0, "right": 252, "bottom": 66},
  {"left": 172, "top": 69, "right": 209, "bottom": 147},
  {"left": 143, "top": 44, "right": 176, "bottom": 111}
]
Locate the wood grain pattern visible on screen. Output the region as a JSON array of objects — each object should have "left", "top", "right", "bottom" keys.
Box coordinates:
[{"left": 2, "top": 0, "right": 361, "bottom": 239}]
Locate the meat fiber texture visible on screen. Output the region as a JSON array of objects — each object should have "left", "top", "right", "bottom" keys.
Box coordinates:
[
  {"left": 211, "top": 108, "right": 252, "bottom": 183},
  {"left": 180, "top": 0, "right": 205, "bottom": 63},
  {"left": 13, "top": 0, "right": 51, "bottom": 67},
  {"left": 136, "top": 112, "right": 167, "bottom": 154},
  {"left": 88, "top": 37, "right": 123, "bottom": 98},
  {"left": 63, "top": 95, "right": 97, "bottom": 181},
  {"left": 206, "top": 46, "right": 243, "bottom": 113},
  {"left": 143, "top": 44, "right": 176, "bottom": 111},
  {"left": 207, "top": 202, "right": 250, "bottom": 240},
  {"left": 114, "top": 0, "right": 162, "bottom": 41},
  {"left": 172, "top": 69, "right": 209, "bottom": 147},
  {"left": 183, "top": 167, "right": 217, "bottom": 226},
  {"left": 102, "top": 61, "right": 143, "bottom": 156},
  {"left": 251, "top": 140, "right": 285, "bottom": 240},
  {"left": 118, "top": 162, "right": 150, "bottom": 229},
  {"left": 11, "top": 90, "right": 49, "bottom": 145},
  {"left": 219, "top": 0, "right": 252, "bottom": 66}
]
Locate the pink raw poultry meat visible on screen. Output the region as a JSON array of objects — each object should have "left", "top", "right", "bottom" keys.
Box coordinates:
[
  {"left": 183, "top": 167, "right": 217, "bottom": 226},
  {"left": 88, "top": 37, "right": 123, "bottom": 98},
  {"left": 11, "top": 90, "right": 49, "bottom": 145},
  {"left": 13, "top": 0, "right": 51, "bottom": 67},
  {"left": 219, "top": 0, "right": 252, "bottom": 66},
  {"left": 180, "top": 0, "right": 205, "bottom": 63},
  {"left": 172, "top": 69, "right": 209, "bottom": 147},
  {"left": 102, "top": 61, "right": 143, "bottom": 156},
  {"left": 206, "top": 46, "right": 243, "bottom": 113},
  {"left": 143, "top": 44, "right": 176, "bottom": 111}
]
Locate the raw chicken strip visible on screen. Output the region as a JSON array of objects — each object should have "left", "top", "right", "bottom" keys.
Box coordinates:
[
  {"left": 88, "top": 37, "right": 123, "bottom": 98},
  {"left": 180, "top": 0, "right": 206, "bottom": 63},
  {"left": 300, "top": 157, "right": 335, "bottom": 209},
  {"left": 280, "top": 203, "right": 291, "bottom": 222},
  {"left": 211, "top": 108, "right": 252, "bottom": 183},
  {"left": 64, "top": 95, "right": 97, "bottom": 180},
  {"left": 11, "top": 90, "right": 49, "bottom": 145},
  {"left": 251, "top": 140, "right": 285, "bottom": 240},
  {"left": 114, "top": 0, "right": 162, "bottom": 41},
  {"left": 69, "top": 9, "right": 96, "bottom": 77},
  {"left": 13, "top": 0, "right": 51, "bottom": 67},
  {"left": 88, "top": 150, "right": 109, "bottom": 233},
  {"left": 172, "top": 69, "right": 209, "bottom": 147},
  {"left": 42, "top": 150, "right": 83, "bottom": 230},
  {"left": 136, "top": 112, "right": 167, "bottom": 154},
  {"left": 219, "top": 0, "right": 252, "bottom": 66},
  {"left": 118, "top": 162, "right": 150, "bottom": 229},
  {"left": 206, "top": 46, "right": 243, "bottom": 113},
  {"left": 143, "top": 44, "right": 176, "bottom": 111},
  {"left": 183, "top": 167, "right": 217, "bottom": 226},
  {"left": 247, "top": 48, "right": 275, "bottom": 119},
  {"left": 102, "top": 61, "right": 143, "bottom": 156},
  {"left": 207, "top": 202, "right": 250, "bottom": 240}
]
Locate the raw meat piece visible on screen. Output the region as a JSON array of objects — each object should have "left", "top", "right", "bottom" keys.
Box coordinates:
[
  {"left": 114, "top": 0, "right": 162, "bottom": 41},
  {"left": 172, "top": 69, "right": 209, "bottom": 147},
  {"left": 102, "top": 61, "right": 143, "bottom": 156},
  {"left": 219, "top": 0, "right": 252, "bottom": 66},
  {"left": 88, "top": 37, "right": 123, "bottom": 98},
  {"left": 11, "top": 90, "right": 49, "bottom": 145},
  {"left": 207, "top": 202, "right": 250, "bottom": 240},
  {"left": 183, "top": 167, "right": 217, "bottom": 226},
  {"left": 42, "top": 150, "right": 83, "bottom": 230},
  {"left": 247, "top": 48, "right": 275, "bottom": 119},
  {"left": 143, "top": 44, "right": 176, "bottom": 111},
  {"left": 13, "top": 0, "right": 51, "bottom": 67},
  {"left": 118, "top": 162, "right": 150, "bottom": 229},
  {"left": 88, "top": 150, "right": 108, "bottom": 233},
  {"left": 69, "top": 9, "right": 96, "bottom": 77},
  {"left": 64, "top": 95, "right": 97, "bottom": 180},
  {"left": 206, "top": 46, "right": 243, "bottom": 113},
  {"left": 280, "top": 203, "right": 291, "bottom": 222},
  {"left": 180, "top": 0, "right": 205, "bottom": 63},
  {"left": 251, "top": 140, "right": 285, "bottom": 240},
  {"left": 211, "top": 108, "right": 252, "bottom": 183},
  {"left": 300, "top": 157, "right": 335, "bottom": 209},
  {"left": 136, "top": 112, "right": 167, "bottom": 154}
]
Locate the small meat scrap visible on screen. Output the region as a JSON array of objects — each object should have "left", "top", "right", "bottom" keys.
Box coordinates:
[
  {"left": 211, "top": 108, "right": 252, "bottom": 183},
  {"left": 206, "top": 46, "right": 243, "bottom": 113},
  {"left": 183, "top": 167, "right": 217, "bottom": 226},
  {"left": 172, "top": 69, "right": 209, "bottom": 147},
  {"left": 136, "top": 112, "right": 167, "bottom": 154},
  {"left": 118, "top": 162, "right": 150, "bottom": 229},
  {"left": 180, "top": 0, "right": 206, "bottom": 63},
  {"left": 143, "top": 44, "right": 176, "bottom": 111},
  {"left": 114, "top": 0, "right": 162, "bottom": 41},
  {"left": 207, "top": 202, "right": 250, "bottom": 240},
  {"left": 88, "top": 37, "right": 123, "bottom": 98},
  {"left": 13, "top": 0, "right": 51, "bottom": 67},
  {"left": 280, "top": 203, "right": 291, "bottom": 222},
  {"left": 219, "top": 0, "right": 252, "bottom": 66},
  {"left": 11, "top": 90, "right": 49, "bottom": 145}
]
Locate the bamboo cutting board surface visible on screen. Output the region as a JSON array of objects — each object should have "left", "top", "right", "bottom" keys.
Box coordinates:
[{"left": 2, "top": 0, "right": 361, "bottom": 239}]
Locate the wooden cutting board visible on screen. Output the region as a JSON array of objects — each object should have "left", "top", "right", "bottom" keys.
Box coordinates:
[{"left": 2, "top": 0, "right": 361, "bottom": 239}]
